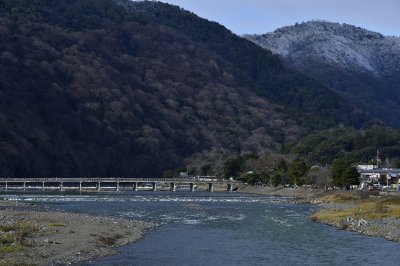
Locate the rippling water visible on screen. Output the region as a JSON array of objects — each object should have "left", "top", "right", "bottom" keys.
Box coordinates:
[{"left": 2, "top": 191, "right": 399, "bottom": 265}]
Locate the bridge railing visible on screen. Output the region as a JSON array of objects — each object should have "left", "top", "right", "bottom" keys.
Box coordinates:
[{"left": 0, "top": 177, "right": 241, "bottom": 183}]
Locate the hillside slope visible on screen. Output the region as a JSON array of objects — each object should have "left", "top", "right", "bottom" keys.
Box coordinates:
[
  {"left": 0, "top": 1, "right": 371, "bottom": 177},
  {"left": 245, "top": 21, "right": 400, "bottom": 127}
]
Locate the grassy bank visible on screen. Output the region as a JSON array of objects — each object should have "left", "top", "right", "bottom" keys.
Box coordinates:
[
  {"left": 309, "top": 193, "right": 400, "bottom": 241},
  {"left": 312, "top": 195, "right": 400, "bottom": 222}
]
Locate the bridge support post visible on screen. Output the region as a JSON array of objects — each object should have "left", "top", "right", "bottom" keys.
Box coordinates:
[
  {"left": 42, "top": 182, "right": 45, "bottom": 190},
  {"left": 79, "top": 182, "right": 82, "bottom": 192},
  {"left": 152, "top": 182, "right": 157, "bottom": 191},
  {"left": 97, "top": 182, "right": 101, "bottom": 191},
  {"left": 116, "top": 182, "right": 119, "bottom": 192},
  {"left": 23, "top": 182, "right": 26, "bottom": 191},
  {"left": 60, "top": 182, "right": 64, "bottom": 191},
  {"left": 5, "top": 181, "right": 7, "bottom": 191},
  {"left": 170, "top": 182, "right": 176, "bottom": 192},
  {"left": 227, "top": 184, "right": 233, "bottom": 192},
  {"left": 208, "top": 183, "right": 214, "bottom": 192},
  {"left": 190, "top": 183, "right": 195, "bottom": 192},
  {"left": 133, "top": 182, "right": 138, "bottom": 191}
]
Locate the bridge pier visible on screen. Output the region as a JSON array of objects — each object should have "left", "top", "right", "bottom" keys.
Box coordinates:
[
  {"left": 79, "top": 182, "right": 82, "bottom": 191},
  {"left": 152, "top": 182, "right": 157, "bottom": 191},
  {"left": 116, "top": 182, "right": 120, "bottom": 191},
  {"left": 42, "top": 182, "right": 45, "bottom": 190},
  {"left": 227, "top": 183, "right": 233, "bottom": 192},
  {"left": 133, "top": 182, "right": 138, "bottom": 191},
  {"left": 208, "top": 183, "right": 214, "bottom": 192},
  {"left": 23, "top": 182, "right": 26, "bottom": 191},
  {"left": 60, "top": 182, "right": 64, "bottom": 191},
  {"left": 190, "top": 183, "right": 195, "bottom": 192},
  {"left": 170, "top": 182, "right": 176, "bottom": 192},
  {"left": 97, "top": 182, "right": 101, "bottom": 191},
  {"left": 5, "top": 181, "right": 7, "bottom": 191}
]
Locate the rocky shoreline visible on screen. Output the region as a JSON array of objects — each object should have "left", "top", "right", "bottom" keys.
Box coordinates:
[
  {"left": 314, "top": 213, "right": 400, "bottom": 242},
  {"left": 239, "top": 186, "right": 400, "bottom": 243},
  {"left": 0, "top": 200, "right": 158, "bottom": 265}
]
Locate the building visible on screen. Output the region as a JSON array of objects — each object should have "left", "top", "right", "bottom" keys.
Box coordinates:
[{"left": 357, "top": 167, "right": 400, "bottom": 190}]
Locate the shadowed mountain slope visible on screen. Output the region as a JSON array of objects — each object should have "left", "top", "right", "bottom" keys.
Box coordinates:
[{"left": 0, "top": 1, "right": 371, "bottom": 177}]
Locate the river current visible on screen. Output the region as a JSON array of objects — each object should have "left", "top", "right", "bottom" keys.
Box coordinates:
[{"left": 2, "top": 191, "right": 399, "bottom": 265}]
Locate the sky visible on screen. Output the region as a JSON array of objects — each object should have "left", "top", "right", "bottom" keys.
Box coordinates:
[{"left": 157, "top": 0, "right": 400, "bottom": 36}]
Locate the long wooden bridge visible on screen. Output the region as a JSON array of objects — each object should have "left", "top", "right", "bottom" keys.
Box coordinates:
[{"left": 0, "top": 178, "right": 240, "bottom": 192}]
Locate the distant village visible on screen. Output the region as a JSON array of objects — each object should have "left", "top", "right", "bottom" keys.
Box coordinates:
[
  {"left": 357, "top": 151, "right": 400, "bottom": 191},
  {"left": 179, "top": 151, "right": 400, "bottom": 192},
  {"left": 357, "top": 165, "right": 400, "bottom": 190}
]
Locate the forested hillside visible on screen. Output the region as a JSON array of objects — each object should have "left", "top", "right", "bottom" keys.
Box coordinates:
[
  {"left": 291, "top": 126, "right": 400, "bottom": 165},
  {"left": 0, "top": 0, "right": 374, "bottom": 177}
]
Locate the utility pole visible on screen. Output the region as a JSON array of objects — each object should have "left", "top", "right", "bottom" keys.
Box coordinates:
[{"left": 376, "top": 150, "right": 381, "bottom": 169}]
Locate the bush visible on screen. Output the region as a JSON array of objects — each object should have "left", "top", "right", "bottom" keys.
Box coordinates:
[{"left": 0, "top": 245, "right": 19, "bottom": 253}]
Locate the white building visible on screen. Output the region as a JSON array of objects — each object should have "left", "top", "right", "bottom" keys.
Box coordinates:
[{"left": 358, "top": 167, "right": 400, "bottom": 189}]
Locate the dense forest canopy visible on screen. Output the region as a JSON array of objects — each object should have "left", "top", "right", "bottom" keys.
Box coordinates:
[
  {"left": 291, "top": 127, "right": 400, "bottom": 165},
  {"left": 0, "top": 0, "right": 396, "bottom": 178}
]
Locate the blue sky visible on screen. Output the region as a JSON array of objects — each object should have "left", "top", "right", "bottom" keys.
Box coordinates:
[{"left": 157, "top": 0, "right": 400, "bottom": 36}]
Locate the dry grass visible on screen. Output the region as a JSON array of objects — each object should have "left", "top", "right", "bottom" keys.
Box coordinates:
[
  {"left": 0, "top": 221, "right": 38, "bottom": 254},
  {"left": 0, "top": 245, "right": 20, "bottom": 253},
  {"left": 97, "top": 234, "right": 123, "bottom": 246},
  {"left": 0, "top": 234, "right": 15, "bottom": 245},
  {"left": 312, "top": 207, "right": 355, "bottom": 223},
  {"left": 0, "top": 225, "right": 16, "bottom": 232},
  {"left": 318, "top": 192, "right": 360, "bottom": 203},
  {"left": 48, "top": 222, "right": 65, "bottom": 227},
  {"left": 313, "top": 196, "right": 400, "bottom": 223}
]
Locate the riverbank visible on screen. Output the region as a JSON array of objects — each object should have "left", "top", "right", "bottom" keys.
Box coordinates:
[
  {"left": 0, "top": 200, "right": 158, "bottom": 265},
  {"left": 239, "top": 186, "right": 400, "bottom": 242}
]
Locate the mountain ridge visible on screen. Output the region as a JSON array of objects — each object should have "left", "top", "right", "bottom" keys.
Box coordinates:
[{"left": 245, "top": 21, "right": 400, "bottom": 127}]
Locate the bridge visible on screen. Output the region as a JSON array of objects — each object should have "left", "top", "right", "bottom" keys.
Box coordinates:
[{"left": 0, "top": 178, "right": 240, "bottom": 192}]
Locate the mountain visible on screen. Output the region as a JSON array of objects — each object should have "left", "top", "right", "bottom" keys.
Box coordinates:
[
  {"left": 245, "top": 21, "right": 400, "bottom": 127},
  {"left": 0, "top": 1, "right": 372, "bottom": 177}
]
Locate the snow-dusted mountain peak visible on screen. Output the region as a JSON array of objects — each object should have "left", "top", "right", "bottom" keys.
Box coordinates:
[
  {"left": 245, "top": 21, "right": 399, "bottom": 76},
  {"left": 244, "top": 21, "right": 400, "bottom": 127}
]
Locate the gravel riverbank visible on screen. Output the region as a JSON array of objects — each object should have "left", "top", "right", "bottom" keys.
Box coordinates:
[
  {"left": 239, "top": 186, "right": 400, "bottom": 243},
  {"left": 0, "top": 200, "right": 158, "bottom": 265}
]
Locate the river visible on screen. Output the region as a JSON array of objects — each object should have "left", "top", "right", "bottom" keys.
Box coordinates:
[{"left": 3, "top": 191, "right": 400, "bottom": 265}]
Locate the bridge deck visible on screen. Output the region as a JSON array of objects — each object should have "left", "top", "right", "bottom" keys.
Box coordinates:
[
  {"left": 0, "top": 178, "right": 240, "bottom": 192},
  {"left": 0, "top": 178, "right": 237, "bottom": 184}
]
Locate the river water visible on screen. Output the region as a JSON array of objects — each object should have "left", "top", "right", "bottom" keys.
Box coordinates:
[{"left": 3, "top": 191, "right": 400, "bottom": 265}]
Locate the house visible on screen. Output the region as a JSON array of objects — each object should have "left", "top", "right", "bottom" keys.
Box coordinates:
[
  {"left": 197, "top": 175, "right": 217, "bottom": 181},
  {"left": 357, "top": 167, "right": 400, "bottom": 189},
  {"left": 179, "top": 172, "right": 196, "bottom": 179}
]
